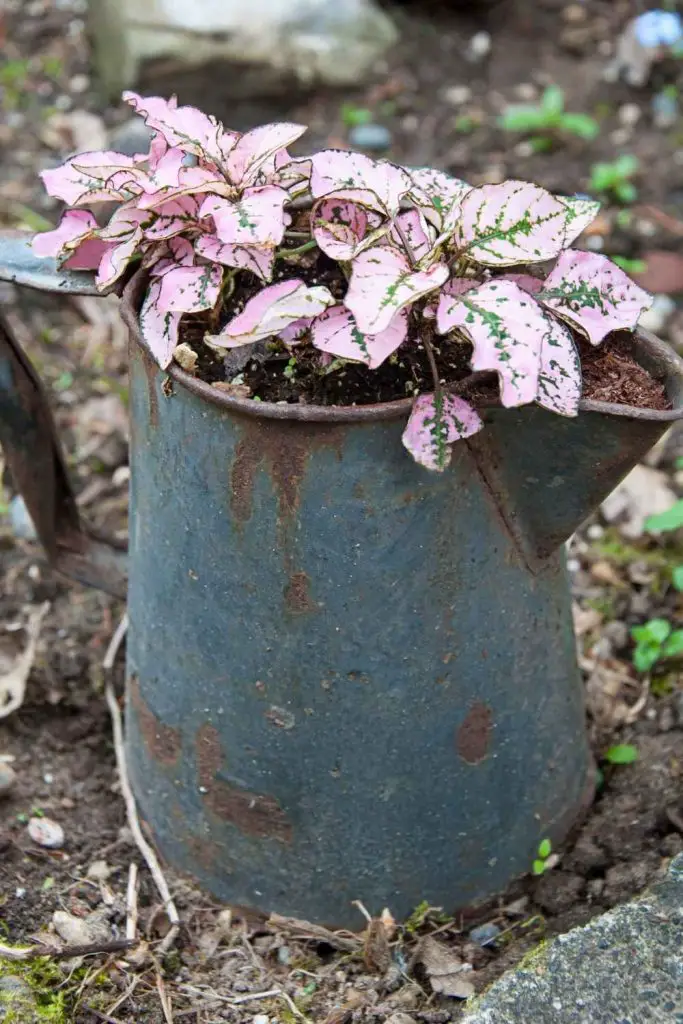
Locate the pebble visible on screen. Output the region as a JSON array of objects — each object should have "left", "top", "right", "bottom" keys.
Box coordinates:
[
  {"left": 442, "top": 84, "right": 472, "bottom": 107},
  {"left": 618, "top": 103, "right": 641, "bottom": 128},
  {"left": 108, "top": 117, "right": 153, "bottom": 157},
  {"left": 27, "top": 816, "right": 64, "bottom": 849},
  {"left": 563, "top": 3, "right": 587, "bottom": 23},
  {"left": 8, "top": 495, "right": 38, "bottom": 542},
  {"left": 514, "top": 83, "right": 538, "bottom": 101},
  {"left": 609, "top": 128, "right": 631, "bottom": 147},
  {"left": 469, "top": 922, "right": 501, "bottom": 946},
  {"left": 466, "top": 31, "right": 492, "bottom": 63},
  {"left": 652, "top": 90, "right": 679, "bottom": 130},
  {"left": 659, "top": 705, "right": 675, "bottom": 732},
  {"left": 634, "top": 218, "right": 657, "bottom": 238},
  {"left": 0, "top": 762, "right": 16, "bottom": 796},
  {"left": 87, "top": 859, "right": 112, "bottom": 882},
  {"left": 585, "top": 235, "right": 604, "bottom": 251},
  {"left": 52, "top": 909, "right": 111, "bottom": 945},
  {"left": 639, "top": 294, "right": 677, "bottom": 334},
  {"left": 602, "top": 621, "right": 629, "bottom": 650},
  {"left": 348, "top": 123, "right": 392, "bottom": 151},
  {"left": 253, "top": 1015, "right": 269, "bottom": 1024},
  {"left": 514, "top": 141, "right": 535, "bottom": 159},
  {"left": 69, "top": 73, "right": 89, "bottom": 94},
  {"left": 277, "top": 944, "right": 291, "bottom": 964}
]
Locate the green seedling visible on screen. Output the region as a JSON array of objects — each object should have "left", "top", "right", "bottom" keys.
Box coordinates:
[
  {"left": 532, "top": 838, "right": 553, "bottom": 876},
  {"left": 499, "top": 85, "right": 599, "bottom": 144},
  {"left": 340, "top": 103, "right": 374, "bottom": 128},
  {"left": 603, "top": 743, "right": 638, "bottom": 765},
  {"left": 645, "top": 502, "right": 683, "bottom": 592},
  {"left": 283, "top": 356, "right": 297, "bottom": 380},
  {"left": 631, "top": 618, "right": 683, "bottom": 672},
  {"left": 611, "top": 256, "right": 646, "bottom": 275},
  {"left": 589, "top": 155, "right": 639, "bottom": 204}
]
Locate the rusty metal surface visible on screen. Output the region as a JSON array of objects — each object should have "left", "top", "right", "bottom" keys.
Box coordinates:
[
  {"left": 125, "top": 338, "right": 607, "bottom": 927},
  {"left": 0, "top": 309, "right": 127, "bottom": 599},
  {"left": 0, "top": 232, "right": 99, "bottom": 295}
]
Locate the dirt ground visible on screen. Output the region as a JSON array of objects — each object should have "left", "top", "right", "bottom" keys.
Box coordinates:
[{"left": 2, "top": 0, "right": 683, "bottom": 1021}]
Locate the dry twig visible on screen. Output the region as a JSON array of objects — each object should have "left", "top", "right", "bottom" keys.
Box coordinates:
[
  {"left": 0, "top": 939, "right": 133, "bottom": 962},
  {"left": 103, "top": 613, "right": 180, "bottom": 953}
]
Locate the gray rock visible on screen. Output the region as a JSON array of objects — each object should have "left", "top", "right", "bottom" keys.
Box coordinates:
[
  {"left": 639, "top": 295, "right": 677, "bottom": 335},
  {"left": 462, "top": 853, "right": 683, "bottom": 1023},
  {"left": 0, "top": 762, "right": 16, "bottom": 796},
  {"left": 652, "top": 90, "right": 679, "bottom": 130},
  {"left": 469, "top": 922, "right": 501, "bottom": 947},
  {"left": 348, "top": 123, "right": 393, "bottom": 152},
  {"left": 108, "top": 117, "right": 153, "bottom": 158},
  {"left": 0, "top": 975, "right": 41, "bottom": 1023}
]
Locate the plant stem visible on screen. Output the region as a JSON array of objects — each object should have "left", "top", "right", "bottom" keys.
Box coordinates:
[
  {"left": 422, "top": 334, "right": 441, "bottom": 393},
  {"left": 276, "top": 239, "right": 318, "bottom": 259},
  {"left": 393, "top": 218, "right": 417, "bottom": 267}
]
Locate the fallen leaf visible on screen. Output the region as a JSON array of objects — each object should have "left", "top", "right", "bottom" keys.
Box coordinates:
[
  {"left": 0, "top": 603, "right": 49, "bottom": 719},
  {"left": 633, "top": 251, "right": 683, "bottom": 294},
  {"left": 363, "top": 917, "right": 391, "bottom": 973},
  {"left": 589, "top": 561, "right": 624, "bottom": 587},
  {"left": 417, "top": 936, "right": 475, "bottom": 999},
  {"left": 572, "top": 603, "right": 603, "bottom": 637},
  {"left": 601, "top": 465, "right": 677, "bottom": 539}
]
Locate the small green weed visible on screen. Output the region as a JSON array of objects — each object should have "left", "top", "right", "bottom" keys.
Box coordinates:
[
  {"left": 499, "top": 85, "right": 598, "bottom": 145},
  {"left": 589, "top": 155, "right": 639, "bottom": 204},
  {"left": 611, "top": 256, "right": 646, "bottom": 276},
  {"left": 532, "top": 838, "right": 552, "bottom": 876},
  {"left": 340, "top": 103, "right": 373, "bottom": 128},
  {"left": 631, "top": 618, "right": 683, "bottom": 672},
  {"left": 603, "top": 743, "right": 638, "bottom": 765}
]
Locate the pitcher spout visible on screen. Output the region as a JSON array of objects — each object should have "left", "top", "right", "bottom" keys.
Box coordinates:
[{"left": 466, "top": 330, "right": 683, "bottom": 571}]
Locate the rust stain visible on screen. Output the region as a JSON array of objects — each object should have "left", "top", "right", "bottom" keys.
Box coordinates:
[
  {"left": 284, "top": 570, "right": 317, "bottom": 614},
  {"left": 138, "top": 347, "right": 159, "bottom": 428},
  {"left": 196, "top": 724, "right": 293, "bottom": 843},
  {"left": 128, "top": 675, "right": 181, "bottom": 766},
  {"left": 229, "top": 419, "right": 344, "bottom": 527},
  {"left": 456, "top": 702, "right": 493, "bottom": 765}
]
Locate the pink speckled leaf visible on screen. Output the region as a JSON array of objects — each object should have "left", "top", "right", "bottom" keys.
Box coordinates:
[
  {"left": 122, "top": 91, "right": 236, "bottom": 165},
  {"left": 312, "top": 305, "right": 408, "bottom": 368},
  {"left": 62, "top": 238, "right": 112, "bottom": 271},
  {"left": 150, "top": 236, "right": 195, "bottom": 277},
  {"left": 537, "top": 315, "right": 582, "bottom": 417},
  {"left": 139, "top": 278, "right": 182, "bottom": 369},
  {"left": 226, "top": 122, "right": 307, "bottom": 186},
  {"left": 272, "top": 153, "right": 311, "bottom": 198},
  {"left": 157, "top": 263, "right": 223, "bottom": 314},
  {"left": 279, "top": 318, "right": 313, "bottom": 345},
  {"left": 312, "top": 197, "right": 384, "bottom": 260},
  {"left": 195, "top": 235, "right": 275, "bottom": 282},
  {"left": 200, "top": 186, "right": 289, "bottom": 247},
  {"left": 390, "top": 209, "right": 435, "bottom": 262},
  {"left": 499, "top": 273, "right": 543, "bottom": 294},
  {"left": 95, "top": 206, "right": 149, "bottom": 289},
  {"left": 540, "top": 249, "right": 653, "bottom": 345},
  {"left": 145, "top": 196, "right": 200, "bottom": 240},
  {"left": 307, "top": 151, "right": 411, "bottom": 212},
  {"left": 455, "top": 181, "right": 575, "bottom": 266},
  {"left": 402, "top": 393, "right": 483, "bottom": 471},
  {"left": 137, "top": 163, "right": 232, "bottom": 209},
  {"left": 40, "top": 151, "right": 142, "bottom": 205},
  {"left": 437, "top": 278, "right": 548, "bottom": 407},
  {"left": 559, "top": 195, "right": 601, "bottom": 246},
  {"left": 346, "top": 245, "right": 449, "bottom": 335},
  {"left": 207, "top": 279, "right": 336, "bottom": 348},
  {"left": 408, "top": 167, "right": 470, "bottom": 250},
  {"left": 31, "top": 209, "right": 98, "bottom": 259}
]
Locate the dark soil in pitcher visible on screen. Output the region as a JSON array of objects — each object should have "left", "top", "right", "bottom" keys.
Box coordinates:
[{"left": 180, "top": 254, "right": 671, "bottom": 411}]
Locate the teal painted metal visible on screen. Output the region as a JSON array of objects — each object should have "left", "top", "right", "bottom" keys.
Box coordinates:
[{"left": 123, "top": 320, "right": 683, "bottom": 927}]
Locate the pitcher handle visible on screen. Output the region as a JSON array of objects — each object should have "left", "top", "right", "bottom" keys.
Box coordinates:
[{"left": 0, "top": 233, "right": 127, "bottom": 599}]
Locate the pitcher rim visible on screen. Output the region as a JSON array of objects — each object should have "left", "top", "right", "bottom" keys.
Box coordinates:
[{"left": 122, "top": 271, "right": 683, "bottom": 426}]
